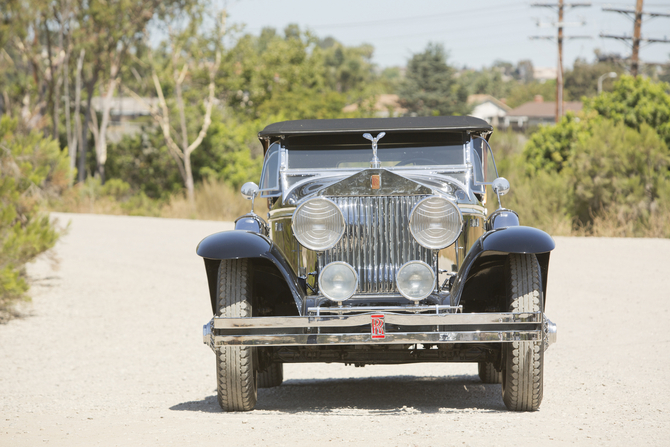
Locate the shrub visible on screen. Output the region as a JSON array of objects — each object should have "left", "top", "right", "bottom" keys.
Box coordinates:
[
  {"left": 569, "top": 121, "right": 670, "bottom": 236},
  {"left": 0, "top": 117, "right": 68, "bottom": 317}
]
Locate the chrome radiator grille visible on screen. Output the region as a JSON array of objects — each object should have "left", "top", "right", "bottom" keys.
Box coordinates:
[{"left": 322, "top": 195, "right": 433, "bottom": 294}]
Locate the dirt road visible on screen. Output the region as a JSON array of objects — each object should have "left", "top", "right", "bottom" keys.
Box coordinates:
[{"left": 1, "top": 213, "right": 669, "bottom": 446}]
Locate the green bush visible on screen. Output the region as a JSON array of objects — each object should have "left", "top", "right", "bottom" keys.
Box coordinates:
[
  {"left": 0, "top": 117, "right": 69, "bottom": 316},
  {"left": 569, "top": 121, "right": 670, "bottom": 234}
]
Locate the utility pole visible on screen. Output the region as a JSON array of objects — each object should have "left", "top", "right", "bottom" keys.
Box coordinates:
[
  {"left": 632, "top": 0, "right": 643, "bottom": 76},
  {"left": 531, "top": 2, "right": 591, "bottom": 123},
  {"left": 601, "top": 1, "right": 670, "bottom": 77}
]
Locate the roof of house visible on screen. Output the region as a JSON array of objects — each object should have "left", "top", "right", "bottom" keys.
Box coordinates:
[
  {"left": 467, "top": 94, "right": 511, "bottom": 112},
  {"left": 506, "top": 101, "right": 583, "bottom": 118},
  {"left": 342, "top": 94, "right": 408, "bottom": 114}
]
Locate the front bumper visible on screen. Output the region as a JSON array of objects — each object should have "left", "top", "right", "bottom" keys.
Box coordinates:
[{"left": 203, "top": 310, "right": 557, "bottom": 351}]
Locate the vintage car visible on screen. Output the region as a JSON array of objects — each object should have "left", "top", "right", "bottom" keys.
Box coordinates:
[{"left": 199, "top": 116, "right": 557, "bottom": 412}]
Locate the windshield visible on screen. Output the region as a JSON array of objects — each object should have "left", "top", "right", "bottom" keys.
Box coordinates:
[{"left": 286, "top": 132, "right": 465, "bottom": 169}]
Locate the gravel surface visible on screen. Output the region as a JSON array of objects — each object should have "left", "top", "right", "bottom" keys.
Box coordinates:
[{"left": 1, "top": 212, "right": 669, "bottom": 446}]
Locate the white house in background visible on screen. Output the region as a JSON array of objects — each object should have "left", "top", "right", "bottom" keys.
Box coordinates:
[
  {"left": 467, "top": 94, "right": 511, "bottom": 127},
  {"left": 91, "top": 96, "right": 159, "bottom": 143},
  {"left": 342, "top": 94, "right": 408, "bottom": 117},
  {"left": 533, "top": 67, "right": 557, "bottom": 83}
]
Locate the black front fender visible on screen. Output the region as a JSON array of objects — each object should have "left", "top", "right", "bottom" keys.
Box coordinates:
[
  {"left": 451, "top": 226, "right": 555, "bottom": 310},
  {"left": 197, "top": 230, "right": 305, "bottom": 315}
]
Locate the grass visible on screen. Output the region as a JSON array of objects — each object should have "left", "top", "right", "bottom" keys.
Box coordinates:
[{"left": 52, "top": 178, "right": 269, "bottom": 222}]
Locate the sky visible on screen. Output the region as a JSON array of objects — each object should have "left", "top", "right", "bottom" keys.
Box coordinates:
[{"left": 222, "top": 0, "right": 670, "bottom": 71}]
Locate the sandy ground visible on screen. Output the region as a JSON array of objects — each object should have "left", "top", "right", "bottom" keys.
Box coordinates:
[{"left": 1, "top": 212, "right": 669, "bottom": 447}]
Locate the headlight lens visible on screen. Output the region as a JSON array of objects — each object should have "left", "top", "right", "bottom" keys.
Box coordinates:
[
  {"left": 319, "top": 262, "right": 358, "bottom": 302},
  {"left": 396, "top": 261, "right": 435, "bottom": 301},
  {"left": 409, "top": 196, "right": 462, "bottom": 249},
  {"left": 292, "top": 198, "right": 345, "bottom": 251}
]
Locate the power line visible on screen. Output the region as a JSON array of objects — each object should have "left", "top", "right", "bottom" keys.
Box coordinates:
[
  {"left": 601, "top": 0, "right": 670, "bottom": 76},
  {"left": 530, "top": 1, "right": 592, "bottom": 123}
]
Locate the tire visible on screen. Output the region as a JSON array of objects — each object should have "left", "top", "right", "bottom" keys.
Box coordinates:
[
  {"left": 215, "top": 259, "right": 258, "bottom": 412},
  {"left": 502, "top": 254, "right": 544, "bottom": 411},
  {"left": 258, "top": 362, "right": 283, "bottom": 388},
  {"left": 478, "top": 361, "right": 502, "bottom": 384}
]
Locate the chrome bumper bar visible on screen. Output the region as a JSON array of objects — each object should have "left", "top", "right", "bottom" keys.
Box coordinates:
[{"left": 203, "top": 312, "right": 557, "bottom": 350}]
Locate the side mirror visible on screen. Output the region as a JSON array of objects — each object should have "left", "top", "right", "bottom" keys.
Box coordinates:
[
  {"left": 241, "top": 182, "right": 259, "bottom": 214},
  {"left": 492, "top": 177, "right": 510, "bottom": 210},
  {"left": 492, "top": 177, "right": 510, "bottom": 196},
  {"left": 241, "top": 182, "right": 259, "bottom": 200}
]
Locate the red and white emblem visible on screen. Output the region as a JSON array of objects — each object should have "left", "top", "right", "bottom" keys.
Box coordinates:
[{"left": 371, "top": 314, "right": 385, "bottom": 339}]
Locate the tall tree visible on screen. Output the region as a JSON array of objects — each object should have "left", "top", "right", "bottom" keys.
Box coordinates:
[
  {"left": 398, "top": 43, "right": 469, "bottom": 117},
  {"left": 133, "top": 7, "right": 224, "bottom": 205},
  {"left": 74, "top": 0, "right": 163, "bottom": 183}
]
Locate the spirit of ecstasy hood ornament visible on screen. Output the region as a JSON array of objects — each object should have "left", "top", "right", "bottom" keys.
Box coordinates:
[{"left": 362, "top": 132, "right": 386, "bottom": 168}]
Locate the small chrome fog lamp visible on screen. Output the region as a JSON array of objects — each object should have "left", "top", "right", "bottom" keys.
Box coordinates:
[
  {"left": 396, "top": 261, "right": 435, "bottom": 301},
  {"left": 318, "top": 262, "right": 358, "bottom": 303}
]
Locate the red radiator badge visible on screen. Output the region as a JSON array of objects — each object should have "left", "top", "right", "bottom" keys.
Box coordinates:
[
  {"left": 371, "top": 314, "right": 385, "bottom": 339},
  {"left": 371, "top": 174, "right": 381, "bottom": 190}
]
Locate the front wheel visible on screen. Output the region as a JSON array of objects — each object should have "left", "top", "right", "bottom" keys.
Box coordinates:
[
  {"left": 502, "top": 254, "right": 544, "bottom": 411},
  {"left": 215, "top": 259, "right": 258, "bottom": 412}
]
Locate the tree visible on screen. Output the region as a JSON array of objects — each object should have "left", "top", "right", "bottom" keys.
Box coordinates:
[
  {"left": 523, "top": 76, "right": 670, "bottom": 174},
  {"left": 220, "top": 25, "right": 358, "bottom": 121},
  {"left": 74, "top": 0, "right": 164, "bottom": 184},
  {"left": 563, "top": 58, "right": 624, "bottom": 100},
  {"left": 585, "top": 75, "right": 670, "bottom": 148},
  {"left": 398, "top": 43, "right": 469, "bottom": 116},
  {"left": 134, "top": 7, "right": 224, "bottom": 206}
]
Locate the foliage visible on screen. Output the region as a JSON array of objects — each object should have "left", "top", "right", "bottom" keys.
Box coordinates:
[
  {"left": 522, "top": 111, "right": 594, "bottom": 174},
  {"left": 569, "top": 121, "right": 670, "bottom": 234},
  {"left": 55, "top": 176, "right": 162, "bottom": 216},
  {"left": 219, "top": 26, "right": 373, "bottom": 121},
  {"left": 584, "top": 75, "right": 670, "bottom": 148},
  {"left": 503, "top": 80, "right": 556, "bottom": 109},
  {"left": 398, "top": 43, "right": 469, "bottom": 116},
  {"left": 524, "top": 76, "right": 670, "bottom": 175},
  {"left": 563, "top": 58, "right": 624, "bottom": 100},
  {"left": 0, "top": 117, "right": 68, "bottom": 314},
  {"left": 514, "top": 76, "right": 670, "bottom": 237}
]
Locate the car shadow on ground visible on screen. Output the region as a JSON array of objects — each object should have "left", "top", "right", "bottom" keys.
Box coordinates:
[{"left": 170, "top": 374, "right": 506, "bottom": 414}]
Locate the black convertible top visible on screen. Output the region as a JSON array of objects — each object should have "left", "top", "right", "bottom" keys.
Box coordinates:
[{"left": 259, "top": 116, "right": 492, "bottom": 139}]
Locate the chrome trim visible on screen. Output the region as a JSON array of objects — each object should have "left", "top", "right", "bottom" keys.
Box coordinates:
[
  {"left": 211, "top": 312, "right": 542, "bottom": 329},
  {"left": 544, "top": 317, "right": 557, "bottom": 351},
  {"left": 208, "top": 331, "right": 541, "bottom": 347},
  {"left": 307, "top": 304, "right": 460, "bottom": 314},
  {"left": 324, "top": 195, "right": 432, "bottom": 294},
  {"left": 204, "top": 311, "right": 554, "bottom": 348}
]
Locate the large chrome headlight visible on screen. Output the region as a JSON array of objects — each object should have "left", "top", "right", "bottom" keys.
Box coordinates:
[
  {"left": 409, "top": 196, "right": 462, "bottom": 249},
  {"left": 292, "top": 197, "right": 345, "bottom": 251}
]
